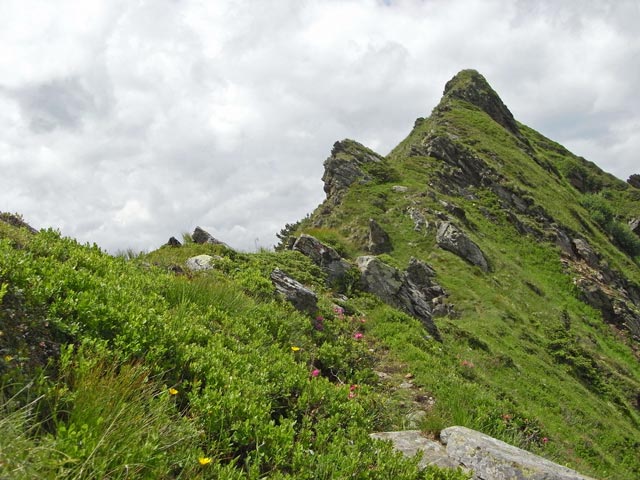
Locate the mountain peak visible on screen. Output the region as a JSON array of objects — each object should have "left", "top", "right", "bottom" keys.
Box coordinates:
[{"left": 441, "top": 69, "right": 520, "bottom": 135}]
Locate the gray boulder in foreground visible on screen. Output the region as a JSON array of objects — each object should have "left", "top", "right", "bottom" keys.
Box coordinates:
[
  {"left": 186, "top": 254, "right": 216, "bottom": 271},
  {"left": 371, "top": 427, "right": 595, "bottom": 480},
  {"left": 270, "top": 268, "right": 317, "bottom": 315}
]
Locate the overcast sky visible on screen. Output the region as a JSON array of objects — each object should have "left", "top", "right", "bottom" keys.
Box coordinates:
[{"left": 1, "top": 0, "right": 639, "bottom": 253}]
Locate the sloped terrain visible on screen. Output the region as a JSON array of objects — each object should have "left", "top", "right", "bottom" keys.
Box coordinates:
[
  {"left": 1, "top": 70, "right": 640, "bottom": 479},
  {"left": 287, "top": 70, "right": 640, "bottom": 478}
]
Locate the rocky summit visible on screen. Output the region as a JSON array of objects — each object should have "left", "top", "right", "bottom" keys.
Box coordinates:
[
  {"left": 2, "top": 70, "right": 640, "bottom": 479},
  {"left": 281, "top": 69, "right": 640, "bottom": 478}
]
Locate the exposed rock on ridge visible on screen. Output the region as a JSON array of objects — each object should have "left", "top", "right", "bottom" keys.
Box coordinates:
[
  {"left": 270, "top": 268, "right": 318, "bottom": 315},
  {"left": 192, "top": 226, "right": 226, "bottom": 246},
  {"left": 442, "top": 69, "right": 521, "bottom": 137},
  {"left": 322, "top": 139, "right": 384, "bottom": 204},
  {"left": 436, "top": 222, "right": 489, "bottom": 272},
  {"left": 356, "top": 256, "right": 452, "bottom": 339},
  {"left": 292, "top": 234, "right": 352, "bottom": 286}
]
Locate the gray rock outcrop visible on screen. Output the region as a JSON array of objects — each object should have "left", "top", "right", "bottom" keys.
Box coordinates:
[
  {"left": 270, "top": 268, "right": 317, "bottom": 315},
  {"left": 292, "top": 234, "right": 352, "bottom": 285},
  {"left": 368, "top": 218, "right": 392, "bottom": 254},
  {"left": 441, "top": 427, "right": 595, "bottom": 480},
  {"left": 322, "top": 139, "right": 384, "bottom": 204},
  {"left": 571, "top": 238, "right": 599, "bottom": 268},
  {"left": 371, "top": 427, "right": 595, "bottom": 480},
  {"left": 192, "top": 226, "right": 226, "bottom": 246},
  {"left": 442, "top": 69, "right": 521, "bottom": 138},
  {"left": 356, "top": 256, "right": 449, "bottom": 339},
  {"left": 436, "top": 222, "right": 489, "bottom": 272},
  {"left": 370, "top": 431, "right": 460, "bottom": 470},
  {"left": 166, "top": 236, "right": 182, "bottom": 247}
]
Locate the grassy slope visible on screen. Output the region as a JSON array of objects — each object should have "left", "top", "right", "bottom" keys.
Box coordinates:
[
  {"left": 0, "top": 221, "right": 468, "bottom": 479},
  {"left": 295, "top": 91, "right": 640, "bottom": 478}
]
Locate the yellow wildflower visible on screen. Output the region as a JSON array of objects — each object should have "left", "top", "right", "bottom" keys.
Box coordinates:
[
  {"left": 291, "top": 346, "right": 300, "bottom": 352},
  {"left": 168, "top": 387, "right": 178, "bottom": 395},
  {"left": 198, "top": 457, "right": 212, "bottom": 465},
  {"left": 4, "top": 355, "right": 13, "bottom": 362}
]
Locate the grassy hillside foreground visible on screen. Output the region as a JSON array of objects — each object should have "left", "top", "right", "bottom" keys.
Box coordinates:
[{"left": 0, "top": 220, "right": 468, "bottom": 479}]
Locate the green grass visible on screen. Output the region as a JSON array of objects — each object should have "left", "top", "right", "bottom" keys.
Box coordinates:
[
  {"left": 0, "top": 225, "right": 468, "bottom": 479},
  {"left": 287, "top": 81, "right": 640, "bottom": 478}
]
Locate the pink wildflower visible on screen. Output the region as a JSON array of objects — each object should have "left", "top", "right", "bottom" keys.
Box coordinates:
[
  {"left": 542, "top": 437, "right": 549, "bottom": 444},
  {"left": 353, "top": 332, "right": 363, "bottom": 340},
  {"left": 311, "top": 369, "right": 320, "bottom": 377}
]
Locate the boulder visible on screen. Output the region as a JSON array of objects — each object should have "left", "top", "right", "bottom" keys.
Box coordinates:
[
  {"left": 436, "top": 222, "right": 489, "bottom": 272},
  {"left": 370, "top": 431, "right": 459, "bottom": 470},
  {"left": 371, "top": 428, "right": 595, "bottom": 479},
  {"left": 166, "top": 236, "right": 182, "bottom": 247},
  {"left": 368, "top": 218, "right": 392, "bottom": 254},
  {"left": 192, "top": 226, "right": 226, "bottom": 245},
  {"left": 186, "top": 254, "right": 216, "bottom": 271},
  {"left": 571, "top": 238, "right": 599, "bottom": 268},
  {"left": 270, "top": 268, "right": 317, "bottom": 315},
  {"left": 392, "top": 185, "right": 408, "bottom": 193},
  {"left": 440, "top": 426, "right": 595, "bottom": 479},
  {"left": 356, "top": 256, "right": 446, "bottom": 339},
  {"left": 292, "top": 234, "right": 352, "bottom": 285}
]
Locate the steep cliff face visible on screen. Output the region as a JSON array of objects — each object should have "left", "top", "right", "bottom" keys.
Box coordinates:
[{"left": 289, "top": 69, "right": 640, "bottom": 478}]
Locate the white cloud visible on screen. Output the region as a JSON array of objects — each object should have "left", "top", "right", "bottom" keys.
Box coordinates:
[{"left": 1, "top": 0, "right": 639, "bottom": 253}]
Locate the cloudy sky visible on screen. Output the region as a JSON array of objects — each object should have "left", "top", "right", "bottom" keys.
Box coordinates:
[{"left": 1, "top": 0, "right": 639, "bottom": 253}]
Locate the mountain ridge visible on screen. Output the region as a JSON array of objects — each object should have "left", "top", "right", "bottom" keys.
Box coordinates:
[{"left": 2, "top": 70, "right": 640, "bottom": 479}]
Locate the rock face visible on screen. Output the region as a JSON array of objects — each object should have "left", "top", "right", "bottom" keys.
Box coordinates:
[
  {"left": 371, "top": 427, "right": 595, "bottom": 480},
  {"left": 270, "top": 268, "right": 317, "bottom": 314},
  {"left": 436, "top": 222, "right": 489, "bottom": 272},
  {"left": 192, "top": 226, "right": 225, "bottom": 245},
  {"left": 442, "top": 69, "right": 521, "bottom": 137},
  {"left": 186, "top": 254, "right": 216, "bottom": 271},
  {"left": 292, "top": 234, "right": 352, "bottom": 285},
  {"left": 571, "top": 238, "right": 599, "bottom": 268},
  {"left": 368, "top": 218, "right": 392, "bottom": 254},
  {"left": 356, "top": 256, "right": 450, "bottom": 339},
  {"left": 322, "top": 139, "right": 384, "bottom": 204}
]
